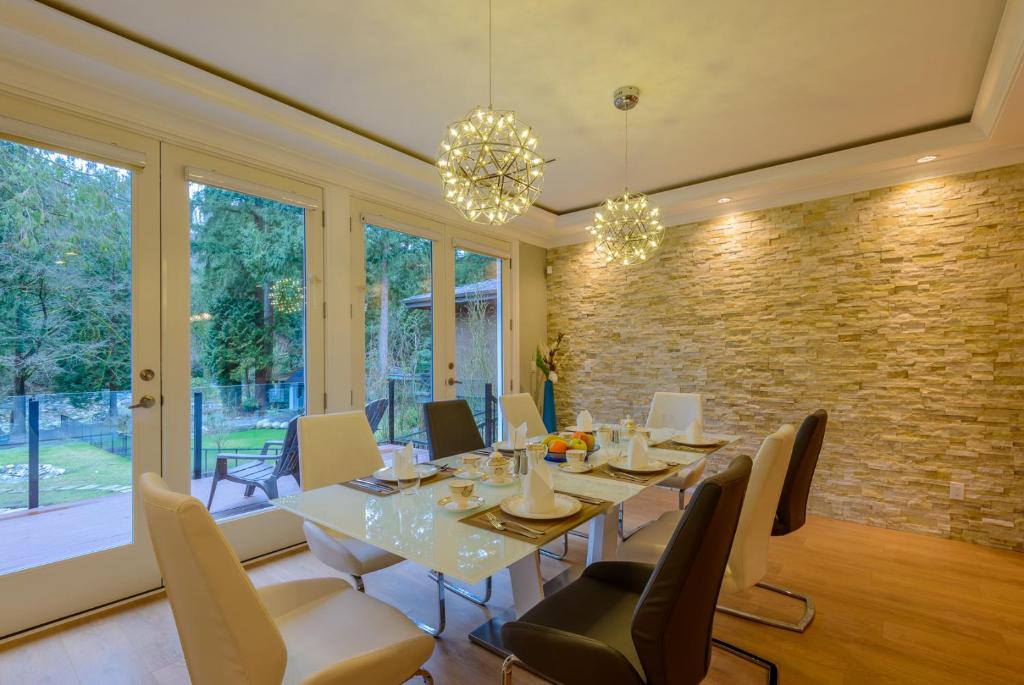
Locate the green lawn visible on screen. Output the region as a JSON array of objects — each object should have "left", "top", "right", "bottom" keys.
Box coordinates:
[
  {"left": 0, "top": 440, "right": 130, "bottom": 509},
  {"left": 0, "top": 427, "right": 288, "bottom": 510}
]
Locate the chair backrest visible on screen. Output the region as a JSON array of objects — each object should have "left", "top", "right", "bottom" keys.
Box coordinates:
[
  {"left": 364, "top": 398, "right": 388, "bottom": 433},
  {"left": 139, "top": 473, "right": 286, "bottom": 685},
  {"left": 298, "top": 411, "right": 384, "bottom": 489},
  {"left": 422, "top": 399, "right": 485, "bottom": 459},
  {"left": 631, "top": 456, "right": 752, "bottom": 685},
  {"left": 499, "top": 393, "right": 547, "bottom": 438},
  {"left": 773, "top": 409, "right": 828, "bottom": 536},
  {"left": 645, "top": 392, "right": 703, "bottom": 431},
  {"left": 271, "top": 416, "right": 301, "bottom": 479},
  {"left": 727, "top": 424, "right": 796, "bottom": 590}
]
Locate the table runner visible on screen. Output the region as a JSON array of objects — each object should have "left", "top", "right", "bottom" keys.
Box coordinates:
[{"left": 459, "top": 495, "right": 610, "bottom": 545}]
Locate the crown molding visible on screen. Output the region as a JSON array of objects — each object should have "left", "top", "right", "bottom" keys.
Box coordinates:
[
  {"left": 0, "top": 0, "right": 1021, "bottom": 250},
  {"left": 0, "top": 0, "right": 559, "bottom": 247}
]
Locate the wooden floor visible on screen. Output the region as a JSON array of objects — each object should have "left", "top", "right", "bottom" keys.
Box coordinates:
[{"left": 1, "top": 486, "right": 1022, "bottom": 684}]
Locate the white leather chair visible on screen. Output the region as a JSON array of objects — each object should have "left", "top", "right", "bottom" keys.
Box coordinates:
[
  {"left": 619, "top": 423, "right": 796, "bottom": 629},
  {"left": 139, "top": 472, "right": 434, "bottom": 685},
  {"left": 499, "top": 393, "right": 548, "bottom": 438},
  {"left": 300, "top": 411, "right": 475, "bottom": 636},
  {"left": 298, "top": 412, "right": 405, "bottom": 594},
  {"left": 645, "top": 392, "right": 707, "bottom": 504}
]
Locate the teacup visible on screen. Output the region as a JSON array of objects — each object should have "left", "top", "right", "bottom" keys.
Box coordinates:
[
  {"left": 448, "top": 479, "right": 475, "bottom": 504},
  {"left": 565, "top": 449, "right": 587, "bottom": 468},
  {"left": 460, "top": 453, "right": 482, "bottom": 475},
  {"left": 487, "top": 455, "right": 512, "bottom": 482}
]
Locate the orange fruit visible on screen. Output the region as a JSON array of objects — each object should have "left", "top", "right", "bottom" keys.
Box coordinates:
[{"left": 548, "top": 439, "right": 569, "bottom": 454}]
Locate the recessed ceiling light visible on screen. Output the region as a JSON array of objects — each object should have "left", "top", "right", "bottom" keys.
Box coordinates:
[
  {"left": 916, "top": 154, "right": 939, "bottom": 163},
  {"left": 717, "top": 197, "right": 732, "bottom": 204}
]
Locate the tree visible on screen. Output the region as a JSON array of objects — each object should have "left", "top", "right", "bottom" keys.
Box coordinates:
[{"left": 0, "top": 140, "right": 131, "bottom": 435}]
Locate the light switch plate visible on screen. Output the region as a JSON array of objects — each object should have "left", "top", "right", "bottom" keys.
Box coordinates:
[{"left": 949, "top": 482, "right": 965, "bottom": 500}]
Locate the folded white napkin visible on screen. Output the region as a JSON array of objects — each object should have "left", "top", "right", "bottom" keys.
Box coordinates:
[
  {"left": 685, "top": 419, "right": 705, "bottom": 443},
  {"left": 523, "top": 457, "right": 555, "bottom": 513},
  {"left": 577, "top": 409, "right": 594, "bottom": 432},
  {"left": 394, "top": 443, "right": 416, "bottom": 479},
  {"left": 627, "top": 435, "right": 649, "bottom": 469},
  {"left": 513, "top": 422, "right": 528, "bottom": 449}
]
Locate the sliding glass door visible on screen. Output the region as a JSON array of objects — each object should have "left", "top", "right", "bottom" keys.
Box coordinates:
[
  {"left": 0, "top": 101, "right": 161, "bottom": 638},
  {"left": 161, "top": 145, "right": 323, "bottom": 560},
  {"left": 354, "top": 201, "right": 511, "bottom": 458}
]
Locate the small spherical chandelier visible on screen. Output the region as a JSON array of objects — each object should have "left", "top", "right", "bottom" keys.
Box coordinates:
[
  {"left": 436, "top": 0, "right": 545, "bottom": 226},
  {"left": 588, "top": 86, "right": 664, "bottom": 266}
]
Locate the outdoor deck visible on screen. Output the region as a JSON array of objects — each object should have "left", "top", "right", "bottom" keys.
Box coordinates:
[{"left": 0, "top": 444, "right": 429, "bottom": 575}]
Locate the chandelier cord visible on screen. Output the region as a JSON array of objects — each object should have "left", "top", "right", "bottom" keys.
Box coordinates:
[
  {"left": 488, "top": 0, "right": 493, "bottom": 109},
  {"left": 624, "top": 109, "right": 629, "bottom": 192}
]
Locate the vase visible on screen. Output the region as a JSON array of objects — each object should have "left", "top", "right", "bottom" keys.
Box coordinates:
[{"left": 542, "top": 379, "right": 557, "bottom": 433}]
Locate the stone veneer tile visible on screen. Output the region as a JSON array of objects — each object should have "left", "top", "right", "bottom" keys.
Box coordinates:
[{"left": 546, "top": 164, "right": 1024, "bottom": 550}]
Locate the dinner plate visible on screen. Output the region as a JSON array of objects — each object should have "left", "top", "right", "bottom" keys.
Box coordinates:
[
  {"left": 479, "top": 474, "right": 518, "bottom": 487},
  {"left": 607, "top": 455, "right": 669, "bottom": 474},
  {"left": 500, "top": 493, "right": 582, "bottom": 520},
  {"left": 558, "top": 462, "right": 594, "bottom": 474},
  {"left": 564, "top": 425, "right": 595, "bottom": 433},
  {"left": 670, "top": 436, "right": 725, "bottom": 448},
  {"left": 437, "top": 495, "right": 485, "bottom": 512},
  {"left": 373, "top": 463, "right": 438, "bottom": 482}
]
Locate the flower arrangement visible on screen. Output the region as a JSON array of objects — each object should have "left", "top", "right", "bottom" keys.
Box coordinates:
[{"left": 535, "top": 332, "right": 566, "bottom": 383}]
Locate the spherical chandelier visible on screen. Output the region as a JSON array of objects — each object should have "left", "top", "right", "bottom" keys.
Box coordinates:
[
  {"left": 436, "top": 0, "right": 545, "bottom": 226},
  {"left": 587, "top": 86, "right": 664, "bottom": 266}
]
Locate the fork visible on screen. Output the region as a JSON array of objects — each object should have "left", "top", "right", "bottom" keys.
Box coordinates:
[
  {"left": 484, "top": 512, "right": 540, "bottom": 538},
  {"left": 609, "top": 471, "right": 647, "bottom": 483}
]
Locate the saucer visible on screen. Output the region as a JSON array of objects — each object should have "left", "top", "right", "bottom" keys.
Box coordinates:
[
  {"left": 558, "top": 462, "right": 593, "bottom": 474},
  {"left": 437, "top": 495, "right": 484, "bottom": 512},
  {"left": 454, "top": 468, "right": 484, "bottom": 480},
  {"left": 499, "top": 493, "right": 582, "bottom": 520},
  {"left": 479, "top": 474, "right": 518, "bottom": 487}
]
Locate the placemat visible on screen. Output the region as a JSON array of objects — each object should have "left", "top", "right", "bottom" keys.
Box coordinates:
[
  {"left": 341, "top": 467, "right": 456, "bottom": 497},
  {"left": 650, "top": 439, "right": 729, "bottom": 454},
  {"left": 584, "top": 460, "right": 688, "bottom": 487},
  {"left": 459, "top": 495, "right": 610, "bottom": 545}
]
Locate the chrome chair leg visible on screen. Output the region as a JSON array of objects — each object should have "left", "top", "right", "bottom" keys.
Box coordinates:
[
  {"left": 712, "top": 638, "right": 778, "bottom": 684},
  {"left": 501, "top": 655, "right": 520, "bottom": 685},
  {"left": 409, "top": 570, "right": 447, "bottom": 636},
  {"left": 539, "top": 534, "right": 568, "bottom": 560},
  {"left": 717, "top": 581, "right": 815, "bottom": 632},
  {"left": 428, "top": 571, "right": 492, "bottom": 606},
  {"left": 414, "top": 668, "right": 434, "bottom": 684}
]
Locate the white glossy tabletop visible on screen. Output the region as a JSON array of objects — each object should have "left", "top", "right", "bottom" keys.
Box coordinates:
[{"left": 271, "top": 432, "right": 733, "bottom": 586}]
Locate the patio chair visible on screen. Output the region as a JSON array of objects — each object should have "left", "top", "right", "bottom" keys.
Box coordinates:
[
  {"left": 206, "top": 416, "right": 300, "bottom": 510},
  {"left": 364, "top": 397, "right": 388, "bottom": 433}
]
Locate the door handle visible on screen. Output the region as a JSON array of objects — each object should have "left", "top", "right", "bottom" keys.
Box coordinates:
[
  {"left": 128, "top": 395, "right": 156, "bottom": 409},
  {"left": 447, "top": 378, "right": 462, "bottom": 386}
]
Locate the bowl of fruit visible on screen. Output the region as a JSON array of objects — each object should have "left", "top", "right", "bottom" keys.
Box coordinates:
[{"left": 541, "top": 431, "right": 598, "bottom": 463}]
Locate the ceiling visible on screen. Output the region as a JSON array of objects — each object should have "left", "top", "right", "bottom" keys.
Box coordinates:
[{"left": 44, "top": 0, "right": 1008, "bottom": 214}]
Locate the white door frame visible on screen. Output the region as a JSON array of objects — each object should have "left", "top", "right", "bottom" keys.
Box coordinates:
[
  {"left": 0, "top": 94, "right": 162, "bottom": 638},
  {"left": 160, "top": 143, "right": 324, "bottom": 560},
  {"left": 349, "top": 200, "right": 514, "bottom": 431}
]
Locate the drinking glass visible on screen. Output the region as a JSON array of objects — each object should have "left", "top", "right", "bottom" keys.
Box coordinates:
[{"left": 396, "top": 471, "right": 421, "bottom": 495}]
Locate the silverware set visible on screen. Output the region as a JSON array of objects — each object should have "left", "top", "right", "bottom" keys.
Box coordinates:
[
  {"left": 608, "top": 470, "right": 648, "bottom": 483},
  {"left": 554, "top": 490, "right": 605, "bottom": 505},
  {"left": 484, "top": 512, "right": 545, "bottom": 538},
  {"left": 347, "top": 478, "right": 397, "bottom": 494}
]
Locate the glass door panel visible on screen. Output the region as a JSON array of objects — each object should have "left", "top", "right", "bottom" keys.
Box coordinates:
[
  {"left": 0, "top": 111, "right": 161, "bottom": 638},
  {"left": 187, "top": 183, "right": 307, "bottom": 518},
  {"left": 452, "top": 249, "right": 504, "bottom": 444},
  {"left": 363, "top": 222, "right": 434, "bottom": 454}
]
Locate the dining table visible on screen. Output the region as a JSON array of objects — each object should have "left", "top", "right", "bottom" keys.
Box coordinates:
[{"left": 271, "top": 428, "right": 737, "bottom": 655}]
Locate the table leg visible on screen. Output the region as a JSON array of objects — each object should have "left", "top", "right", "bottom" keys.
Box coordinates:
[
  {"left": 587, "top": 503, "right": 620, "bottom": 565},
  {"left": 508, "top": 551, "right": 544, "bottom": 617}
]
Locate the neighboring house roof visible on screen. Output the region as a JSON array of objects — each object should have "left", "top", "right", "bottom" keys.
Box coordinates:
[{"left": 401, "top": 278, "right": 497, "bottom": 310}]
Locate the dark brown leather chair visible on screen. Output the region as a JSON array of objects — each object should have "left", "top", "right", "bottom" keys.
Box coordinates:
[
  {"left": 500, "top": 456, "right": 777, "bottom": 685},
  {"left": 422, "top": 399, "right": 485, "bottom": 460},
  {"left": 723, "top": 408, "right": 827, "bottom": 632},
  {"left": 421, "top": 399, "right": 493, "bottom": 608}
]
